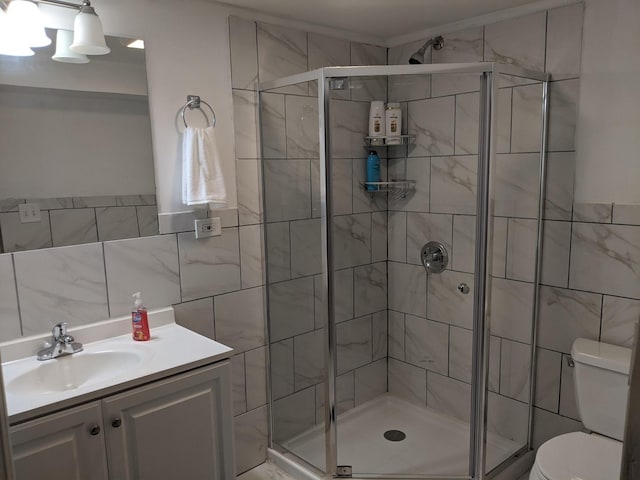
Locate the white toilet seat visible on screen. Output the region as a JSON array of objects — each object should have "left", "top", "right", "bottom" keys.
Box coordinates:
[{"left": 531, "top": 431, "right": 622, "bottom": 480}]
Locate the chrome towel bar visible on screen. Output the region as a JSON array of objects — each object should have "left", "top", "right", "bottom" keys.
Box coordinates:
[{"left": 181, "top": 95, "right": 216, "bottom": 128}]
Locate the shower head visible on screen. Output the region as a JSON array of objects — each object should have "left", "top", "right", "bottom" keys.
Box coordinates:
[{"left": 408, "top": 35, "right": 444, "bottom": 64}]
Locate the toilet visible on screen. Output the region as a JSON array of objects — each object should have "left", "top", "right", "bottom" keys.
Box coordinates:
[{"left": 530, "top": 338, "right": 632, "bottom": 480}]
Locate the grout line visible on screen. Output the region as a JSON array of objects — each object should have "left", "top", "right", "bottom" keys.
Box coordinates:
[
  {"left": 543, "top": 10, "right": 549, "bottom": 74},
  {"left": 598, "top": 294, "right": 604, "bottom": 341},
  {"left": 93, "top": 207, "right": 101, "bottom": 243},
  {"left": 45, "top": 210, "right": 53, "bottom": 247},
  {"left": 101, "top": 242, "right": 111, "bottom": 318},
  {"left": 9, "top": 254, "right": 24, "bottom": 337},
  {"left": 453, "top": 94, "right": 457, "bottom": 154},
  {"left": 175, "top": 233, "right": 184, "bottom": 303},
  {"left": 134, "top": 206, "right": 141, "bottom": 238},
  {"left": 238, "top": 226, "right": 245, "bottom": 289},
  {"left": 565, "top": 214, "right": 576, "bottom": 288},
  {"left": 242, "top": 352, "right": 249, "bottom": 414},
  {"left": 556, "top": 353, "right": 565, "bottom": 415}
]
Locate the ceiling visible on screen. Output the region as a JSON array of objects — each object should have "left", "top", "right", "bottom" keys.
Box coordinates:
[{"left": 214, "top": 0, "right": 544, "bottom": 43}]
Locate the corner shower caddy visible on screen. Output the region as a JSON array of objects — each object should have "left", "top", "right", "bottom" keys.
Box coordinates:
[
  {"left": 364, "top": 134, "right": 415, "bottom": 146},
  {"left": 363, "top": 134, "right": 416, "bottom": 197}
]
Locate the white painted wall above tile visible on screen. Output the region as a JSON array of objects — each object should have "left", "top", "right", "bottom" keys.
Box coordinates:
[
  {"left": 43, "top": 0, "right": 240, "bottom": 217},
  {"left": 575, "top": 0, "right": 640, "bottom": 203},
  {"left": 545, "top": 3, "right": 583, "bottom": 80},
  {"left": 229, "top": 16, "right": 259, "bottom": 90}
]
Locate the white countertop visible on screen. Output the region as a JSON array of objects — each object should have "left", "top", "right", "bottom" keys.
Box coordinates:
[{"left": 1, "top": 307, "right": 233, "bottom": 424}]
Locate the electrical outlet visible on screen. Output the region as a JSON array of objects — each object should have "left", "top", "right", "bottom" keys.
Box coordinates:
[
  {"left": 194, "top": 217, "right": 222, "bottom": 239},
  {"left": 18, "top": 203, "right": 41, "bottom": 223}
]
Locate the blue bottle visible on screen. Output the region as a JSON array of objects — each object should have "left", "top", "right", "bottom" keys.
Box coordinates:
[{"left": 366, "top": 150, "right": 380, "bottom": 191}]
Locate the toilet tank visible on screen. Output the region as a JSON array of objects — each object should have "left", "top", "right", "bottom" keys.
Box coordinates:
[{"left": 572, "top": 338, "right": 632, "bottom": 441}]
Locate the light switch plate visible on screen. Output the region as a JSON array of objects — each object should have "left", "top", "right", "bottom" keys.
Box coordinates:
[
  {"left": 18, "top": 203, "right": 41, "bottom": 223},
  {"left": 194, "top": 217, "right": 222, "bottom": 239}
]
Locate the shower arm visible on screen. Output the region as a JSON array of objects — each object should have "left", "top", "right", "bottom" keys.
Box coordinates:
[
  {"left": 415, "top": 39, "right": 436, "bottom": 57},
  {"left": 409, "top": 36, "right": 444, "bottom": 64}
]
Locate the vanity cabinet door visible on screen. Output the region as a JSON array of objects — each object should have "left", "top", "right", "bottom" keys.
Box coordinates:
[
  {"left": 11, "top": 402, "right": 109, "bottom": 480},
  {"left": 102, "top": 361, "right": 234, "bottom": 480}
]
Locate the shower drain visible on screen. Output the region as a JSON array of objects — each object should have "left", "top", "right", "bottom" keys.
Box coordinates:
[{"left": 383, "top": 429, "right": 406, "bottom": 442}]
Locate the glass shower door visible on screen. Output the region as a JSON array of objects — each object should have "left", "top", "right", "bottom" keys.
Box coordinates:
[
  {"left": 327, "top": 74, "right": 394, "bottom": 476},
  {"left": 261, "top": 75, "right": 329, "bottom": 474},
  {"left": 326, "top": 69, "right": 486, "bottom": 479},
  {"left": 482, "top": 71, "right": 549, "bottom": 477}
]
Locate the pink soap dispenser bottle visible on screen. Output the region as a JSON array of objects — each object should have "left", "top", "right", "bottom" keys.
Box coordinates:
[{"left": 131, "top": 292, "right": 150, "bottom": 341}]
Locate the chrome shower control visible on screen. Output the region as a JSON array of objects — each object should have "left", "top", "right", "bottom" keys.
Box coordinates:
[
  {"left": 421, "top": 241, "right": 448, "bottom": 274},
  {"left": 458, "top": 283, "right": 470, "bottom": 294}
]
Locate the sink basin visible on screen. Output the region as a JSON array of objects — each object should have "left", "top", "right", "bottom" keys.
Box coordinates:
[{"left": 8, "top": 350, "right": 144, "bottom": 394}]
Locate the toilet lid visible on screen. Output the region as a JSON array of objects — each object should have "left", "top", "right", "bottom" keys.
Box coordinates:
[{"left": 536, "top": 432, "right": 621, "bottom": 480}]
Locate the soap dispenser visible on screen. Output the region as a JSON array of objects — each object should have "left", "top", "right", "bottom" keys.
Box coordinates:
[{"left": 132, "top": 292, "right": 150, "bottom": 341}]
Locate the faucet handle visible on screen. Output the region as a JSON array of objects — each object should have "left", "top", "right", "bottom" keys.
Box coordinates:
[{"left": 52, "top": 322, "right": 68, "bottom": 340}]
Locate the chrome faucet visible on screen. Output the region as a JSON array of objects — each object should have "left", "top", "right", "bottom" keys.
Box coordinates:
[{"left": 37, "top": 323, "right": 83, "bottom": 361}]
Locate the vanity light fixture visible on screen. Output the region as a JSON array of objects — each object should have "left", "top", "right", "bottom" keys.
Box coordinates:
[
  {"left": 52, "top": 28, "right": 89, "bottom": 63},
  {"left": 0, "top": 7, "right": 34, "bottom": 55},
  {"left": 0, "top": 0, "right": 109, "bottom": 57},
  {"left": 68, "top": 0, "right": 109, "bottom": 55},
  {"left": 5, "top": 0, "right": 51, "bottom": 48}
]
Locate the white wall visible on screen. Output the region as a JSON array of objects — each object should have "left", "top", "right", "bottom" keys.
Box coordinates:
[
  {"left": 574, "top": 0, "right": 640, "bottom": 203},
  {"left": 38, "top": 0, "right": 239, "bottom": 214}
]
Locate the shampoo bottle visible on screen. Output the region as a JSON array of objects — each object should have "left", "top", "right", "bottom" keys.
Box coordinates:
[
  {"left": 132, "top": 292, "right": 150, "bottom": 341},
  {"left": 366, "top": 150, "right": 381, "bottom": 191},
  {"left": 385, "top": 102, "right": 402, "bottom": 145},
  {"left": 368, "top": 101, "right": 385, "bottom": 138}
]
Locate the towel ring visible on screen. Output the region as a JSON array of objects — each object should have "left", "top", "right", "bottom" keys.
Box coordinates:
[{"left": 181, "top": 95, "right": 216, "bottom": 128}]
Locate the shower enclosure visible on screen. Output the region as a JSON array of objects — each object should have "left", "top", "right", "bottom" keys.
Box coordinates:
[{"left": 259, "top": 62, "right": 549, "bottom": 479}]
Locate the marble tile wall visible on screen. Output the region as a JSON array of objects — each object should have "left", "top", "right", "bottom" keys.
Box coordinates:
[
  {"left": 387, "top": 2, "right": 640, "bottom": 450},
  {"left": 226, "top": 3, "right": 640, "bottom": 473},
  {"left": 0, "top": 195, "right": 159, "bottom": 252}
]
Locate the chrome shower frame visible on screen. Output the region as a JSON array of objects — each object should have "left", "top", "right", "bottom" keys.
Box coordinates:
[{"left": 259, "top": 62, "right": 550, "bottom": 480}]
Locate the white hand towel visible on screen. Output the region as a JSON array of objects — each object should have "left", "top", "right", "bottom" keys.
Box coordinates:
[{"left": 182, "top": 126, "right": 227, "bottom": 208}]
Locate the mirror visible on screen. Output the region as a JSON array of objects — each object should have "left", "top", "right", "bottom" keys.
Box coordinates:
[{"left": 0, "top": 30, "right": 157, "bottom": 253}]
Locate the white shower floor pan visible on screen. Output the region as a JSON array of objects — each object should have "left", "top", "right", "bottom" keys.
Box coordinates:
[{"left": 283, "top": 393, "right": 522, "bottom": 477}]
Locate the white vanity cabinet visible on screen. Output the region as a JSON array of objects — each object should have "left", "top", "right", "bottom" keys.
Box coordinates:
[
  {"left": 102, "top": 361, "right": 234, "bottom": 480},
  {"left": 11, "top": 402, "right": 109, "bottom": 480},
  {"left": 10, "top": 361, "right": 234, "bottom": 480}
]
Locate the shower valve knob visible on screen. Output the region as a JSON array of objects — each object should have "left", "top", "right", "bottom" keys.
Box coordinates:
[
  {"left": 420, "top": 241, "right": 448, "bottom": 274},
  {"left": 458, "top": 283, "right": 470, "bottom": 294}
]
